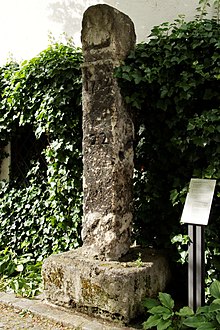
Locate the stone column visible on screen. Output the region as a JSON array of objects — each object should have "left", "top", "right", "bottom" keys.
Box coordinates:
[
  {"left": 42, "top": 7, "right": 170, "bottom": 323},
  {"left": 81, "top": 4, "right": 136, "bottom": 260}
]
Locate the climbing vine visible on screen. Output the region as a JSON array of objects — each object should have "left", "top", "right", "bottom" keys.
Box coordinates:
[
  {"left": 0, "top": 42, "right": 83, "bottom": 295},
  {"left": 0, "top": 0, "right": 219, "bottom": 298},
  {"left": 116, "top": 8, "right": 220, "bottom": 297},
  {"left": 117, "top": 16, "right": 219, "bottom": 242}
]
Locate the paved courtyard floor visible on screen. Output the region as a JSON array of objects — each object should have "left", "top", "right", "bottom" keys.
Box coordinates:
[
  {"left": 0, "top": 303, "right": 73, "bottom": 329},
  {"left": 0, "top": 292, "right": 140, "bottom": 330}
]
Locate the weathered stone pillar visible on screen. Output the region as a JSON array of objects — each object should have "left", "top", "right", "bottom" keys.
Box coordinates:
[
  {"left": 42, "top": 6, "right": 170, "bottom": 324},
  {"left": 81, "top": 4, "right": 136, "bottom": 261}
]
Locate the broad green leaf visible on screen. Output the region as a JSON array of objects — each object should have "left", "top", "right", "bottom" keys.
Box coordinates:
[
  {"left": 183, "top": 315, "right": 206, "bottom": 328},
  {"left": 210, "top": 301, "right": 220, "bottom": 312},
  {"left": 158, "top": 293, "right": 174, "bottom": 310},
  {"left": 196, "top": 306, "right": 210, "bottom": 314},
  {"left": 216, "top": 313, "right": 220, "bottom": 324},
  {"left": 149, "top": 306, "right": 172, "bottom": 315},
  {"left": 143, "top": 297, "right": 160, "bottom": 309},
  {"left": 197, "top": 322, "right": 216, "bottom": 330},
  {"left": 177, "top": 306, "right": 194, "bottom": 317},
  {"left": 213, "top": 299, "right": 220, "bottom": 305},
  {"left": 143, "top": 314, "right": 161, "bottom": 329},
  {"left": 157, "top": 318, "right": 172, "bottom": 330},
  {"left": 210, "top": 280, "right": 220, "bottom": 299}
]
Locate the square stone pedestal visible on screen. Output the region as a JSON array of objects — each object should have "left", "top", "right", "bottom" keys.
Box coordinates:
[{"left": 42, "top": 247, "right": 170, "bottom": 324}]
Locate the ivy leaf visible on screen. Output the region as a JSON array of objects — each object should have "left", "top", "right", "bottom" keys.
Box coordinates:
[
  {"left": 16, "top": 264, "right": 24, "bottom": 272},
  {"left": 134, "top": 74, "right": 142, "bottom": 84}
]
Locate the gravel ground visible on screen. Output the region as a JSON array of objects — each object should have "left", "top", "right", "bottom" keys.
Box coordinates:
[{"left": 0, "top": 303, "right": 75, "bottom": 330}]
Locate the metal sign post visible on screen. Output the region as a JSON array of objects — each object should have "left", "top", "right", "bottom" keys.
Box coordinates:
[
  {"left": 188, "top": 224, "right": 205, "bottom": 311},
  {"left": 181, "top": 179, "right": 216, "bottom": 311}
]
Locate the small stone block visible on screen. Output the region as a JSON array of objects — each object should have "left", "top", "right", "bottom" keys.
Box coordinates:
[{"left": 42, "top": 247, "right": 170, "bottom": 324}]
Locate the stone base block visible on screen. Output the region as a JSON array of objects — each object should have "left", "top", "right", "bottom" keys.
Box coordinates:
[{"left": 42, "top": 247, "right": 170, "bottom": 324}]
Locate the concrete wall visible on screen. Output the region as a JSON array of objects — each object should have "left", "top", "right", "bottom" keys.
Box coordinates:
[{"left": 0, "top": 0, "right": 213, "bottom": 65}]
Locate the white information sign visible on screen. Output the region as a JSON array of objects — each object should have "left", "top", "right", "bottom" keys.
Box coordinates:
[{"left": 181, "top": 178, "right": 216, "bottom": 226}]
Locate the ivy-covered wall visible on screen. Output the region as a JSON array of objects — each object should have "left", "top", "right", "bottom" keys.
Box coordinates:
[
  {"left": 116, "top": 17, "right": 220, "bottom": 294},
  {"left": 0, "top": 42, "right": 83, "bottom": 261},
  {"left": 117, "top": 17, "right": 220, "bottom": 246},
  {"left": 0, "top": 8, "right": 219, "bottom": 297}
]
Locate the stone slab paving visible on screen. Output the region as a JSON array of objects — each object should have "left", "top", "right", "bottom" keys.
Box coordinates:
[
  {"left": 0, "top": 292, "right": 140, "bottom": 330},
  {"left": 0, "top": 302, "right": 71, "bottom": 330}
]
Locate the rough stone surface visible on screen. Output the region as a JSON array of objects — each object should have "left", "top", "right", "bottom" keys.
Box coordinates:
[
  {"left": 81, "top": 4, "right": 136, "bottom": 63},
  {"left": 42, "top": 5, "right": 171, "bottom": 324},
  {"left": 81, "top": 4, "right": 136, "bottom": 261},
  {"left": 42, "top": 247, "right": 170, "bottom": 324}
]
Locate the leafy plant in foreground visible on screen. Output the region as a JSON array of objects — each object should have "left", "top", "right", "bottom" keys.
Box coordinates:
[{"left": 143, "top": 280, "right": 220, "bottom": 329}]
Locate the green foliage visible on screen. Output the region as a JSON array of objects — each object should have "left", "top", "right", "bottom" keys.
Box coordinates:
[
  {"left": 0, "top": 1, "right": 220, "bottom": 299},
  {"left": 143, "top": 280, "right": 220, "bottom": 330},
  {"left": 170, "top": 234, "right": 190, "bottom": 264},
  {"left": 135, "top": 252, "right": 143, "bottom": 267},
  {"left": 116, "top": 16, "right": 220, "bottom": 287},
  {"left": 0, "top": 248, "right": 42, "bottom": 297},
  {"left": 0, "top": 41, "right": 83, "bottom": 296},
  {"left": 143, "top": 292, "right": 193, "bottom": 329}
]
